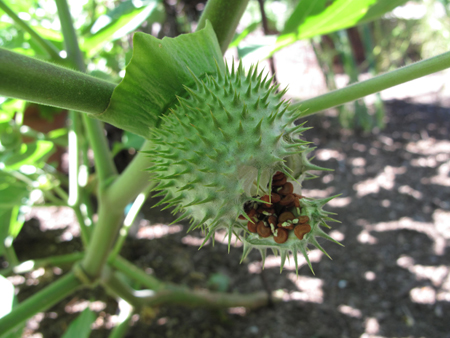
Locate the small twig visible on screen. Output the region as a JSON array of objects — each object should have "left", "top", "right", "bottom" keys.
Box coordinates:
[{"left": 258, "top": 0, "right": 278, "bottom": 85}]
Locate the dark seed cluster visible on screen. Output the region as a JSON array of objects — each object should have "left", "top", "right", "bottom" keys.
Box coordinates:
[{"left": 239, "top": 171, "right": 312, "bottom": 243}]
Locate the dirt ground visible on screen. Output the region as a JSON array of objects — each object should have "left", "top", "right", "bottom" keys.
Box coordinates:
[{"left": 5, "top": 98, "right": 449, "bottom": 338}]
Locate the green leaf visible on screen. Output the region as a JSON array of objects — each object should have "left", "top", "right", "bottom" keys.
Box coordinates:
[
  {"left": 97, "top": 21, "right": 225, "bottom": 139},
  {"left": 0, "top": 171, "right": 29, "bottom": 207},
  {"left": 0, "top": 275, "right": 24, "bottom": 338},
  {"left": 273, "top": 0, "right": 409, "bottom": 54},
  {"left": 81, "top": 0, "right": 160, "bottom": 57},
  {"left": 0, "top": 99, "right": 25, "bottom": 123},
  {"left": 229, "top": 21, "right": 260, "bottom": 48},
  {"left": 61, "top": 308, "right": 96, "bottom": 338},
  {"left": 1, "top": 140, "right": 54, "bottom": 170}
]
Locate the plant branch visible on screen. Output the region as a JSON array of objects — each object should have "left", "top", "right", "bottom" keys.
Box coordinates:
[
  {"left": 293, "top": 50, "right": 450, "bottom": 117},
  {"left": 54, "top": 0, "right": 85, "bottom": 71},
  {"left": 109, "top": 256, "right": 271, "bottom": 309},
  {"left": 0, "top": 48, "right": 116, "bottom": 114},
  {"left": 55, "top": 0, "right": 118, "bottom": 185},
  {"left": 0, "top": 252, "right": 84, "bottom": 276},
  {"left": 0, "top": 0, "right": 62, "bottom": 61},
  {"left": 197, "top": 0, "right": 250, "bottom": 53},
  {"left": 0, "top": 272, "right": 82, "bottom": 336},
  {"left": 106, "top": 141, "right": 154, "bottom": 210}
]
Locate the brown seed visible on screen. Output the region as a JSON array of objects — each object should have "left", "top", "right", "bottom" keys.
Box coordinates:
[
  {"left": 279, "top": 194, "right": 295, "bottom": 206},
  {"left": 261, "top": 194, "right": 271, "bottom": 207},
  {"left": 257, "top": 221, "right": 272, "bottom": 237},
  {"left": 274, "top": 228, "right": 289, "bottom": 244},
  {"left": 298, "top": 216, "right": 309, "bottom": 224},
  {"left": 293, "top": 197, "right": 300, "bottom": 208},
  {"left": 248, "top": 221, "right": 258, "bottom": 233},
  {"left": 294, "top": 223, "right": 311, "bottom": 240},
  {"left": 278, "top": 222, "right": 294, "bottom": 230},
  {"left": 278, "top": 211, "right": 295, "bottom": 223},
  {"left": 267, "top": 216, "right": 277, "bottom": 226},
  {"left": 238, "top": 214, "right": 246, "bottom": 220},
  {"left": 273, "top": 171, "right": 285, "bottom": 180},
  {"left": 272, "top": 176, "right": 287, "bottom": 186},
  {"left": 257, "top": 206, "right": 265, "bottom": 214},
  {"left": 277, "top": 182, "right": 294, "bottom": 196},
  {"left": 271, "top": 192, "right": 281, "bottom": 204}
]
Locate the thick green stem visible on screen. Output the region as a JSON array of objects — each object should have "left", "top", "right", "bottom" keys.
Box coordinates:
[
  {"left": 0, "top": 48, "right": 115, "bottom": 114},
  {"left": 197, "top": 0, "right": 250, "bottom": 53},
  {"left": 81, "top": 202, "right": 123, "bottom": 279},
  {"left": 106, "top": 141, "right": 154, "bottom": 210},
  {"left": 293, "top": 50, "right": 450, "bottom": 116},
  {"left": 0, "top": 0, "right": 62, "bottom": 61},
  {"left": 0, "top": 272, "right": 82, "bottom": 336},
  {"left": 55, "top": 0, "right": 118, "bottom": 280}
]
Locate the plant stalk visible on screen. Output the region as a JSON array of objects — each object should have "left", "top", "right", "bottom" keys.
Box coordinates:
[
  {"left": 0, "top": 272, "right": 82, "bottom": 336},
  {"left": 197, "top": 0, "right": 250, "bottom": 53},
  {"left": 0, "top": 48, "right": 116, "bottom": 115},
  {"left": 294, "top": 50, "right": 450, "bottom": 116}
]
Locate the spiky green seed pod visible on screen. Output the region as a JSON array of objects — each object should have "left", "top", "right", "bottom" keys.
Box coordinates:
[{"left": 146, "top": 61, "right": 342, "bottom": 274}]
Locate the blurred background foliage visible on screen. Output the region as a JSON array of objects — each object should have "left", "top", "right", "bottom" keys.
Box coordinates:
[{"left": 0, "top": 0, "right": 449, "bottom": 281}]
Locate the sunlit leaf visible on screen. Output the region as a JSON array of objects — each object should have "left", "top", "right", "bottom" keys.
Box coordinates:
[
  {"left": 1, "top": 140, "right": 54, "bottom": 170},
  {"left": 229, "top": 21, "right": 260, "bottom": 48},
  {"left": 272, "top": 0, "right": 409, "bottom": 55},
  {"left": 61, "top": 308, "right": 96, "bottom": 338},
  {"left": 81, "top": 0, "right": 159, "bottom": 57}
]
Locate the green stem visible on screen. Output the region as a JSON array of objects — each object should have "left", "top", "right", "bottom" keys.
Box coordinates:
[
  {"left": 0, "top": 0, "right": 62, "bottom": 61},
  {"left": 109, "top": 256, "right": 164, "bottom": 291},
  {"left": 55, "top": 0, "right": 117, "bottom": 185},
  {"left": 197, "top": 0, "right": 250, "bottom": 53},
  {"left": 0, "top": 272, "right": 82, "bottom": 336},
  {"left": 0, "top": 252, "right": 84, "bottom": 276},
  {"left": 81, "top": 202, "right": 123, "bottom": 279},
  {"left": 109, "top": 184, "right": 153, "bottom": 260},
  {"left": 293, "top": 50, "right": 450, "bottom": 117},
  {"left": 140, "top": 288, "right": 270, "bottom": 309},
  {"left": 0, "top": 48, "right": 115, "bottom": 114},
  {"left": 101, "top": 268, "right": 143, "bottom": 308},
  {"left": 54, "top": 0, "right": 86, "bottom": 71},
  {"left": 106, "top": 141, "right": 154, "bottom": 211},
  {"left": 81, "top": 115, "right": 117, "bottom": 185},
  {"left": 109, "top": 257, "right": 270, "bottom": 309},
  {"left": 108, "top": 306, "right": 133, "bottom": 338}
]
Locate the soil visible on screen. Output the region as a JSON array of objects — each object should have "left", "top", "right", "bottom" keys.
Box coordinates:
[{"left": 7, "top": 100, "right": 450, "bottom": 338}]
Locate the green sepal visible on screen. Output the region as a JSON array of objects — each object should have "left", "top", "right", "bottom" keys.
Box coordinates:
[{"left": 97, "top": 21, "right": 225, "bottom": 138}]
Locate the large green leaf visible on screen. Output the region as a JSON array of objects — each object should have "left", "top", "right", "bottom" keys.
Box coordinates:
[
  {"left": 81, "top": 0, "right": 160, "bottom": 57},
  {"left": 272, "top": 0, "right": 409, "bottom": 54},
  {"left": 0, "top": 180, "right": 28, "bottom": 207},
  {"left": 61, "top": 308, "right": 96, "bottom": 338},
  {"left": 95, "top": 21, "right": 225, "bottom": 139}
]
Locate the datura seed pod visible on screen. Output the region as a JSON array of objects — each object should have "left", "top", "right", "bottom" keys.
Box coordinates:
[{"left": 146, "top": 61, "right": 343, "bottom": 274}]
